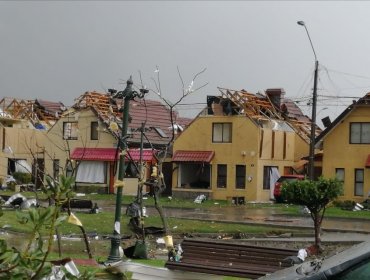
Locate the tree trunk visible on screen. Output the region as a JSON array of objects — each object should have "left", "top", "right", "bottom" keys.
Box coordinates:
[
  {"left": 153, "top": 190, "right": 169, "bottom": 235},
  {"left": 313, "top": 211, "right": 321, "bottom": 248}
]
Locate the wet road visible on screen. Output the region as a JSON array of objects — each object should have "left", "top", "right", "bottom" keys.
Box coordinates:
[{"left": 143, "top": 205, "right": 370, "bottom": 233}]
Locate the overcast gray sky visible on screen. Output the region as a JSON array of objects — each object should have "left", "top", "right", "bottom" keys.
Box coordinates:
[{"left": 1, "top": 1, "right": 370, "bottom": 127}]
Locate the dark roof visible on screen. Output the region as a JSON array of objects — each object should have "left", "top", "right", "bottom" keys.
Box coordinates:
[{"left": 316, "top": 93, "right": 370, "bottom": 143}]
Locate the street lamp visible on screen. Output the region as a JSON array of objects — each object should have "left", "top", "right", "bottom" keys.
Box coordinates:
[
  {"left": 297, "top": 20, "right": 319, "bottom": 181},
  {"left": 107, "top": 76, "right": 146, "bottom": 263}
]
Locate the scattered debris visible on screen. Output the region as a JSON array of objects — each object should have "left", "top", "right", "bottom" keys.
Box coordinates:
[
  {"left": 43, "top": 258, "right": 80, "bottom": 280},
  {"left": 194, "top": 194, "right": 206, "bottom": 204}
]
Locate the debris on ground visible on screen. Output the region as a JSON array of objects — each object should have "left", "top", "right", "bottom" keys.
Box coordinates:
[{"left": 194, "top": 194, "right": 206, "bottom": 204}]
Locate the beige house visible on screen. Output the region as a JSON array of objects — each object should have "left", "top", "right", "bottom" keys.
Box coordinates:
[
  {"left": 0, "top": 98, "right": 64, "bottom": 188},
  {"left": 172, "top": 88, "right": 318, "bottom": 202},
  {"left": 44, "top": 91, "right": 190, "bottom": 194}
]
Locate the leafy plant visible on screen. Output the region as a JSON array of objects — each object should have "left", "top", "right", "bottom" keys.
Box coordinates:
[
  {"left": 0, "top": 175, "right": 92, "bottom": 279},
  {"left": 281, "top": 177, "right": 343, "bottom": 249}
]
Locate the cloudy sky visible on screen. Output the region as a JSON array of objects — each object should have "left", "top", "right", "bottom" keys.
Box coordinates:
[{"left": 1, "top": 1, "right": 370, "bottom": 127}]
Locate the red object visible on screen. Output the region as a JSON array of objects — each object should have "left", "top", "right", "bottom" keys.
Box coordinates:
[
  {"left": 172, "top": 150, "right": 215, "bottom": 163},
  {"left": 71, "top": 148, "right": 118, "bottom": 161},
  {"left": 71, "top": 147, "right": 156, "bottom": 162},
  {"left": 273, "top": 175, "right": 305, "bottom": 203},
  {"left": 366, "top": 154, "right": 370, "bottom": 168}
]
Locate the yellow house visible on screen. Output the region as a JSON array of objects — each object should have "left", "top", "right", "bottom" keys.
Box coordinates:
[
  {"left": 317, "top": 93, "right": 370, "bottom": 202},
  {"left": 172, "top": 88, "right": 314, "bottom": 202}
]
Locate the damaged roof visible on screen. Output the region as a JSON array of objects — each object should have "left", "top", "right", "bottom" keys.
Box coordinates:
[
  {"left": 215, "top": 87, "right": 321, "bottom": 143},
  {"left": 0, "top": 97, "right": 65, "bottom": 128},
  {"left": 70, "top": 91, "right": 191, "bottom": 147}
]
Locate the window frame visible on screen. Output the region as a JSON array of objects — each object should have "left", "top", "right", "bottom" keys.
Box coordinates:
[
  {"left": 335, "top": 168, "right": 345, "bottom": 183},
  {"left": 212, "top": 123, "right": 232, "bottom": 143},
  {"left": 217, "top": 164, "right": 227, "bottom": 188},
  {"left": 63, "top": 122, "right": 78, "bottom": 140},
  {"left": 90, "top": 121, "right": 99, "bottom": 140},
  {"left": 354, "top": 168, "right": 364, "bottom": 196},
  {"left": 350, "top": 122, "right": 370, "bottom": 144},
  {"left": 235, "top": 164, "right": 246, "bottom": 189}
]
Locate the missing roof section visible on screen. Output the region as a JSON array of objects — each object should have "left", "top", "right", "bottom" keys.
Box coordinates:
[{"left": 152, "top": 127, "right": 168, "bottom": 138}]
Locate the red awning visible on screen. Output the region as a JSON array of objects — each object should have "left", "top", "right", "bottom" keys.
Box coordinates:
[
  {"left": 70, "top": 148, "right": 156, "bottom": 162},
  {"left": 366, "top": 155, "right": 370, "bottom": 168},
  {"left": 71, "top": 148, "right": 118, "bottom": 161},
  {"left": 127, "top": 149, "right": 156, "bottom": 162},
  {"left": 172, "top": 150, "right": 214, "bottom": 163}
]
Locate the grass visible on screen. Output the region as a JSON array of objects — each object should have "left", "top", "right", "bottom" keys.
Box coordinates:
[{"left": 0, "top": 209, "right": 309, "bottom": 236}]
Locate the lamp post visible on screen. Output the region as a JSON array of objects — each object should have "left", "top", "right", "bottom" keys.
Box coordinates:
[
  {"left": 107, "top": 76, "right": 145, "bottom": 262},
  {"left": 297, "top": 20, "right": 319, "bottom": 181}
]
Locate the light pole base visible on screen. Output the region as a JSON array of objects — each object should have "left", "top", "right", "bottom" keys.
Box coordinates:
[{"left": 106, "top": 234, "right": 123, "bottom": 263}]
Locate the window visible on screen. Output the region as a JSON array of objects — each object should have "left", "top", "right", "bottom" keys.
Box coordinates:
[
  {"left": 91, "top": 122, "right": 99, "bottom": 140},
  {"left": 212, "top": 123, "right": 232, "bottom": 143},
  {"left": 217, "top": 164, "right": 227, "bottom": 188},
  {"left": 153, "top": 127, "right": 168, "bottom": 138},
  {"left": 8, "top": 159, "right": 32, "bottom": 174},
  {"left": 235, "top": 165, "right": 246, "bottom": 189},
  {"left": 63, "top": 122, "right": 78, "bottom": 140},
  {"left": 53, "top": 159, "right": 60, "bottom": 179},
  {"left": 350, "top": 123, "right": 370, "bottom": 144},
  {"left": 263, "top": 166, "right": 279, "bottom": 190},
  {"left": 354, "top": 169, "right": 364, "bottom": 196},
  {"left": 335, "top": 168, "right": 345, "bottom": 183}
]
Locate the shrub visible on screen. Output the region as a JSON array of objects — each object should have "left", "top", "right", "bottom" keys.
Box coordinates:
[{"left": 13, "top": 172, "right": 32, "bottom": 184}]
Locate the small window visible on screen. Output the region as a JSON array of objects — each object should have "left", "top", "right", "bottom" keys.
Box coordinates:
[
  {"left": 91, "top": 122, "right": 99, "bottom": 140},
  {"left": 153, "top": 127, "right": 168, "bottom": 138},
  {"left": 235, "top": 165, "right": 246, "bottom": 189},
  {"left": 217, "top": 164, "right": 227, "bottom": 188},
  {"left": 53, "top": 159, "right": 60, "bottom": 179},
  {"left": 354, "top": 169, "right": 364, "bottom": 196},
  {"left": 350, "top": 123, "right": 370, "bottom": 144},
  {"left": 212, "top": 123, "right": 232, "bottom": 143},
  {"left": 335, "top": 168, "right": 345, "bottom": 183},
  {"left": 63, "top": 122, "right": 78, "bottom": 140}
]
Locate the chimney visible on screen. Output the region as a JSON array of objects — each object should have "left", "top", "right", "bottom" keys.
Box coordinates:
[
  {"left": 321, "top": 116, "right": 331, "bottom": 128},
  {"left": 266, "top": 88, "right": 285, "bottom": 109}
]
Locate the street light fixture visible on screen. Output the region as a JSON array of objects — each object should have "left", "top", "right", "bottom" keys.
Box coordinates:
[
  {"left": 107, "top": 76, "right": 146, "bottom": 263},
  {"left": 297, "top": 20, "right": 319, "bottom": 181}
]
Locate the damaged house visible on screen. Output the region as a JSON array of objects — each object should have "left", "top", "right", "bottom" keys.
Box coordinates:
[
  {"left": 0, "top": 97, "right": 65, "bottom": 188},
  {"left": 172, "top": 88, "right": 321, "bottom": 202},
  {"left": 44, "top": 91, "right": 190, "bottom": 194}
]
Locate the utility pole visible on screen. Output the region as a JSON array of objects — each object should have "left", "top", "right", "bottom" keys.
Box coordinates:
[
  {"left": 107, "top": 76, "right": 146, "bottom": 262},
  {"left": 298, "top": 21, "right": 318, "bottom": 181}
]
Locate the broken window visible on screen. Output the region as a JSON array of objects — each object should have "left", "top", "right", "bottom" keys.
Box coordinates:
[
  {"left": 212, "top": 123, "right": 232, "bottom": 143},
  {"left": 63, "top": 122, "right": 78, "bottom": 140},
  {"left": 91, "top": 121, "right": 99, "bottom": 140},
  {"left": 235, "top": 165, "right": 246, "bottom": 189},
  {"left": 217, "top": 164, "right": 227, "bottom": 188},
  {"left": 8, "top": 159, "right": 32, "bottom": 175}
]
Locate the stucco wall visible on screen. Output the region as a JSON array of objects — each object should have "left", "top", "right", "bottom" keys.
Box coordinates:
[{"left": 322, "top": 106, "right": 370, "bottom": 202}]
